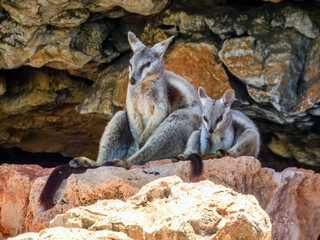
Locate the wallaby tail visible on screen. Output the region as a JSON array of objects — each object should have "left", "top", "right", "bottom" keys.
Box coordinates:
[
  {"left": 186, "top": 153, "right": 204, "bottom": 177},
  {"left": 38, "top": 165, "right": 89, "bottom": 210}
]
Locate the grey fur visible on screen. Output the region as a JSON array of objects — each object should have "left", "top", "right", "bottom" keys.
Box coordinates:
[
  {"left": 182, "top": 87, "right": 260, "bottom": 158},
  {"left": 70, "top": 32, "right": 201, "bottom": 168}
]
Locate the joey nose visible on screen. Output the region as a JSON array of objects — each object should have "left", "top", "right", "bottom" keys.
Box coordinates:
[
  {"left": 130, "top": 77, "right": 136, "bottom": 85},
  {"left": 209, "top": 128, "right": 213, "bottom": 134}
]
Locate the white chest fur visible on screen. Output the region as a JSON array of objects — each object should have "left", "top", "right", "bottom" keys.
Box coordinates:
[{"left": 209, "top": 133, "right": 223, "bottom": 153}]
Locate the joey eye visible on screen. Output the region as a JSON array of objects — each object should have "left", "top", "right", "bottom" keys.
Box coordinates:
[
  {"left": 203, "top": 116, "right": 208, "bottom": 122},
  {"left": 143, "top": 62, "right": 151, "bottom": 68},
  {"left": 216, "top": 115, "right": 222, "bottom": 123}
]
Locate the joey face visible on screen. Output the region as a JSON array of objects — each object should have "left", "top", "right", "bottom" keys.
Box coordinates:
[
  {"left": 198, "top": 87, "right": 235, "bottom": 134},
  {"left": 127, "top": 32, "right": 174, "bottom": 85}
]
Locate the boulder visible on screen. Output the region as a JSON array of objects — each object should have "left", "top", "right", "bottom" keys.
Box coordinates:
[
  {"left": 0, "top": 17, "right": 114, "bottom": 71},
  {"left": 8, "top": 227, "right": 133, "bottom": 240},
  {"left": 219, "top": 29, "right": 310, "bottom": 114},
  {"left": 11, "top": 157, "right": 318, "bottom": 240},
  {"left": 50, "top": 176, "right": 272, "bottom": 240},
  {"left": 2, "top": 0, "right": 169, "bottom": 27},
  {"left": 0, "top": 164, "right": 52, "bottom": 237}
]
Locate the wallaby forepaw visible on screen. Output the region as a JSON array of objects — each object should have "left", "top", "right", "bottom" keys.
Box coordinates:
[
  {"left": 105, "top": 158, "right": 130, "bottom": 169},
  {"left": 201, "top": 153, "right": 218, "bottom": 160},
  {"left": 172, "top": 154, "right": 187, "bottom": 163},
  {"left": 216, "top": 149, "right": 231, "bottom": 158},
  {"left": 69, "top": 156, "right": 91, "bottom": 168}
]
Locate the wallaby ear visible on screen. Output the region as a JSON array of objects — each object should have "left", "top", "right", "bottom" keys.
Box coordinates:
[
  {"left": 198, "top": 87, "right": 208, "bottom": 106},
  {"left": 198, "top": 87, "right": 208, "bottom": 99},
  {"left": 128, "top": 31, "right": 145, "bottom": 53},
  {"left": 221, "top": 89, "right": 235, "bottom": 108},
  {"left": 152, "top": 36, "right": 174, "bottom": 58}
]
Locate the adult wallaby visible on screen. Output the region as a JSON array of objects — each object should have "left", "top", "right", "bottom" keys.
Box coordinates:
[
  {"left": 39, "top": 32, "right": 202, "bottom": 209},
  {"left": 174, "top": 87, "right": 260, "bottom": 166}
]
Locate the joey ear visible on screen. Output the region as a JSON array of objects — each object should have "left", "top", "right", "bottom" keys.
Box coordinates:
[
  {"left": 198, "top": 87, "right": 208, "bottom": 99},
  {"left": 128, "top": 31, "right": 145, "bottom": 53},
  {"left": 152, "top": 36, "right": 174, "bottom": 58},
  {"left": 221, "top": 89, "right": 235, "bottom": 108},
  {"left": 198, "top": 87, "right": 208, "bottom": 106}
]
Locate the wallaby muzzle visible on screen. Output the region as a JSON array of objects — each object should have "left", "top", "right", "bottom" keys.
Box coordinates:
[{"left": 130, "top": 77, "right": 137, "bottom": 85}]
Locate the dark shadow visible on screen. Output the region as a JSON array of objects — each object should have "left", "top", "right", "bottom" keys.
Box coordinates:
[{"left": 0, "top": 146, "right": 72, "bottom": 168}]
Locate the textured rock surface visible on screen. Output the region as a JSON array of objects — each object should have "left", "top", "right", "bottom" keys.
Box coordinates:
[
  {"left": 0, "top": 164, "right": 52, "bottom": 238},
  {"left": 50, "top": 176, "right": 272, "bottom": 240},
  {"left": 8, "top": 227, "right": 133, "bottom": 240},
  {"left": 0, "top": 68, "right": 107, "bottom": 158},
  {"left": 165, "top": 41, "right": 230, "bottom": 99},
  {"left": 0, "top": 0, "right": 168, "bottom": 70},
  {"left": 1, "top": 157, "right": 318, "bottom": 239},
  {"left": 0, "top": 1, "right": 319, "bottom": 166},
  {"left": 296, "top": 35, "right": 320, "bottom": 115},
  {"left": 219, "top": 30, "right": 310, "bottom": 114}
]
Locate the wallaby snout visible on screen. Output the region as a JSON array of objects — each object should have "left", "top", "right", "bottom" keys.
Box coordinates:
[{"left": 130, "top": 77, "right": 137, "bottom": 85}]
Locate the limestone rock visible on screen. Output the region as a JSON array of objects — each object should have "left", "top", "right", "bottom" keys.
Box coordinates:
[
  {"left": 22, "top": 157, "right": 319, "bottom": 239},
  {"left": 219, "top": 29, "right": 310, "bottom": 113},
  {"left": 50, "top": 176, "right": 272, "bottom": 240},
  {"left": 248, "top": 4, "right": 319, "bottom": 39},
  {"left": 0, "top": 17, "right": 114, "bottom": 71},
  {"left": 0, "top": 68, "right": 106, "bottom": 158},
  {"left": 2, "top": 158, "right": 320, "bottom": 239},
  {"left": 165, "top": 41, "right": 230, "bottom": 99},
  {"left": 295, "top": 35, "right": 320, "bottom": 115},
  {"left": 77, "top": 57, "right": 129, "bottom": 117},
  {"left": 8, "top": 227, "right": 133, "bottom": 240},
  {"left": 0, "top": 164, "right": 52, "bottom": 238},
  {"left": 268, "top": 133, "right": 320, "bottom": 166},
  {"left": 2, "top": 0, "right": 169, "bottom": 27}
]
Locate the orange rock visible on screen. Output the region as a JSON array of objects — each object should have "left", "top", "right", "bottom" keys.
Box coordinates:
[
  {"left": 0, "top": 164, "right": 52, "bottom": 238},
  {"left": 165, "top": 41, "right": 230, "bottom": 99},
  {"left": 3, "top": 157, "right": 320, "bottom": 239}
]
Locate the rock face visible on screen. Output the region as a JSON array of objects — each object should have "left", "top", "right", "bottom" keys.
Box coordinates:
[
  {"left": 0, "top": 164, "right": 52, "bottom": 237},
  {"left": 0, "top": 0, "right": 169, "bottom": 69},
  {"left": 219, "top": 30, "right": 310, "bottom": 114},
  {"left": 0, "top": 2, "right": 320, "bottom": 239},
  {"left": 8, "top": 227, "right": 133, "bottom": 240},
  {"left": 0, "top": 1, "right": 319, "bottom": 166},
  {"left": 50, "top": 176, "right": 272, "bottom": 240},
  {"left": 165, "top": 41, "right": 230, "bottom": 99},
  {"left": 0, "top": 68, "right": 107, "bottom": 159},
  {"left": 2, "top": 157, "right": 320, "bottom": 239}
]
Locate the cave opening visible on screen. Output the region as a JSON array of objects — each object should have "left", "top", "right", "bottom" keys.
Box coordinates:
[{"left": 0, "top": 146, "right": 72, "bottom": 168}]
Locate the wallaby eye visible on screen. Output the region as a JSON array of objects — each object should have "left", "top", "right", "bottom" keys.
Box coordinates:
[
  {"left": 203, "top": 116, "right": 208, "bottom": 122},
  {"left": 216, "top": 115, "right": 222, "bottom": 123},
  {"left": 143, "top": 62, "right": 151, "bottom": 68}
]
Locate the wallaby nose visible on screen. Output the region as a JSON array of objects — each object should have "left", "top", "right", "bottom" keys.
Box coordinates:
[
  {"left": 209, "top": 128, "right": 213, "bottom": 134},
  {"left": 130, "top": 77, "right": 136, "bottom": 85}
]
